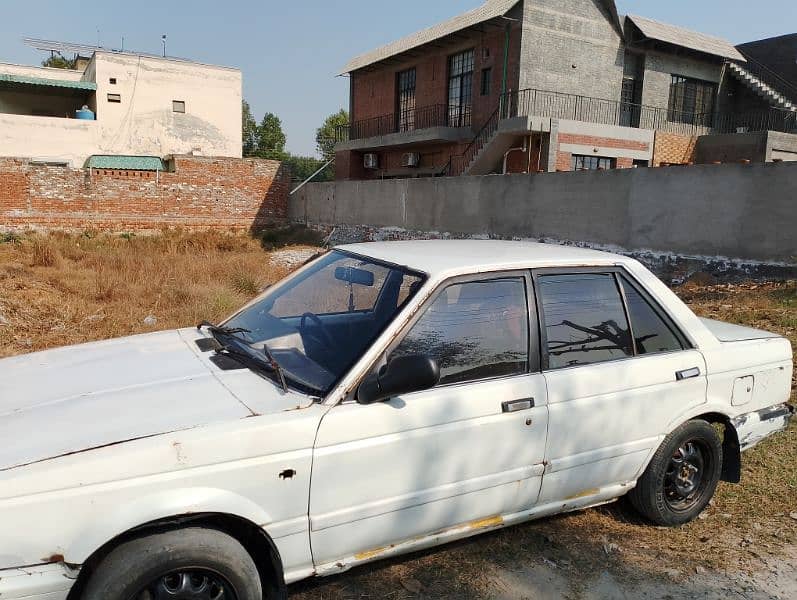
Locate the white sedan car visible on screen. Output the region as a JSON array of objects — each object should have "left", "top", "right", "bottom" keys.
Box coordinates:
[{"left": 0, "top": 240, "right": 793, "bottom": 600}]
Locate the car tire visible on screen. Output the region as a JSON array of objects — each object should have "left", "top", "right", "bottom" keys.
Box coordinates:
[
  {"left": 81, "top": 527, "right": 262, "bottom": 600},
  {"left": 629, "top": 419, "right": 723, "bottom": 527}
]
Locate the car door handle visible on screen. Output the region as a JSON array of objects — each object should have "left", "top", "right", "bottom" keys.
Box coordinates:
[
  {"left": 676, "top": 367, "right": 701, "bottom": 381},
  {"left": 502, "top": 398, "right": 534, "bottom": 413}
]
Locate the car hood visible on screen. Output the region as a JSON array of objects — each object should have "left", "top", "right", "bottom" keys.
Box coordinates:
[{"left": 0, "top": 329, "right": 312, "bottom": 471}]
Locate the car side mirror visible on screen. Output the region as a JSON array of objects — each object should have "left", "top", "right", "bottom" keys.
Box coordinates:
[{"left": 357, "top": 354, "right": 441, "bottom": 404}]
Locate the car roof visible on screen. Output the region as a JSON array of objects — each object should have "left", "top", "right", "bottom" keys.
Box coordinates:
[{"left": 337, "top": 240, "right": 632, "bottom": 278}]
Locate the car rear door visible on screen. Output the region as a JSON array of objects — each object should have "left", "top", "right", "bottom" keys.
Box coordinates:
[
  {"left": 308, "top": 272, "right": 549, "bottom": 567},
  {"left": 532, "top": 268, "right": 707, "bottom": 504}
]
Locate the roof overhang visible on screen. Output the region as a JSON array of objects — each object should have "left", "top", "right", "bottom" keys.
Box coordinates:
[
  {"left": 0, "top": 73, "right": 96, "bottom": 95},
  {"left": 86, "top": 155, "right": 166, "bottom": 171},
  {"left": 341, "top": 0, "right": 521, "bottom": 74},
  {"left": 625, "top": 15, "right": 746, "bottom": 62}
]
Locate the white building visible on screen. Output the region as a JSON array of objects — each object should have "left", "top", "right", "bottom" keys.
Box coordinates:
[{"left": 0, "top": 49, "right": 242, "bottom": 167}]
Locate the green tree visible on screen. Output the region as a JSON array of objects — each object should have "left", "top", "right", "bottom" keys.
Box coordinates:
[
  {"left": 282, "top": 154, "right": 334, "bottom": 183},
  {"left": 41, "top": 54, "right": 77, "bottom": 69},
  {"left": 256, "top": 112, "right": 287, "bottom": 160},
  {"left": 315, "top": 109, "right": 349, "bottom": 161},
  {"left": 242, "top": 101, "right": 259, "bottom": 157}
]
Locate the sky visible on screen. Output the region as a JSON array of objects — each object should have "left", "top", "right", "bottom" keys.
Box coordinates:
[{"left": 1, "top": 1, "right": 794, "bottom": 157}]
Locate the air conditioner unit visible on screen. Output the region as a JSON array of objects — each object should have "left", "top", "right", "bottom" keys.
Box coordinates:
[
  {"left": 402, "top": 152, "right": 420, "bottom": 168},
  {"left": 363, "top": 153, "right": 379, "bottom": 169}
]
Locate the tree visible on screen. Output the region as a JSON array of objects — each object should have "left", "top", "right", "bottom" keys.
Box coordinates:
[
  {"left": 256, "top": 112, "right": 287, "bottom": 160},
  {"left": 282, "top": 153, "right": 334, "bottom": 183},
  {"left": 242, "top": 101, "right": 259, "bottom": 157},
  {"left": 42, "top": 54, "right": 77, "bottom": 69},
  {"left": 315, "top": 109, "right": 349, "bottom": 161}
]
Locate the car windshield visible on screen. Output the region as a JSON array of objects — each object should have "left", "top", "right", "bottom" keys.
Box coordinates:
[{"left": 223, "top": 250, "right": 425, "bottom": 396}]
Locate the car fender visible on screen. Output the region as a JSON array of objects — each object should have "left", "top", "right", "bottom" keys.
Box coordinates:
[
  {"left": 629, "top": 401, "right": 734, "bottom": 482},
  {"left": 66, "top": 486, "right": 274, "bottom": 564}
]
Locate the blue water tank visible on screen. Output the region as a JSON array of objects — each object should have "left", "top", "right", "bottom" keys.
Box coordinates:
[{"left": 75, "top": 106, "right": 95, "bottom": 120}]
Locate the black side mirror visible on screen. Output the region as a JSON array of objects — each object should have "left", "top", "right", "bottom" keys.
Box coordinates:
[{"left": 357, "top": 354, "right": 441, "bottom": 404}]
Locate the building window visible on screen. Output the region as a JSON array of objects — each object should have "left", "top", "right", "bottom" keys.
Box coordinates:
[
  {"left": 391, "top": 278, "right": 529, "bottom": 385},
  {"left": 107, "top": 93, "right": 121, "bottom": 103},
  {"left": 109, "top": 77, "right": 117, "bottom": 84},
  {"left": 571, "top": 155, "right": 614, "bottom": 170},
  {"left": 448, "top": 49, "right": 474, "bottom": 127},
  {"left": 480, "top": 67, "right": 492, "bottom": 96},
  {"left": 172, "top": 100, "right": 186, "bottom": 113},
  {"left": 396, "top": 68, "right": 416, "bottom": 132},
  {"left": 668, "top": 75, "right": 716, "bottom": 126}
]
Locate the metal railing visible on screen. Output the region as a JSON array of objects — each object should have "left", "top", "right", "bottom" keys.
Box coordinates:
[
  {"left": 335, "top": 103, "right": 472, "bottom": 142},
  {"left": 731, "top": 54, "right": 797, "bottom": 105},
  {"left": 711, "top": 108, "right": 797, "bottom": 134},
  {"left": 448, "top": 106, "right": 501, "bottom": 175},
  {"left": 502, "top": 88, "right": 715, "bottom": 135}
]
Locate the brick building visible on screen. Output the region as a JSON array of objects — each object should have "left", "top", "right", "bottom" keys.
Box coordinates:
[{"left": 335, "top": 0, "right": 797, "bottom": 180}]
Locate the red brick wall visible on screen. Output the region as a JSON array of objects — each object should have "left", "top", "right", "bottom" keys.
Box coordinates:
[
  {"left": 0, "top": 156, "right": 289, "bottom": 231},
  {"left": 556, "top": 151, "right": 573, "bottom": 172},
  {"left": 555, "top": 133, "right": 651, "bottom": 171},
  {"left": 350, "top": 22, "right": 522, "bottom": 134},
  {"left": 337, "top": 142, "right": 470, "bottom": 180},
  {"left": 558, "top": 133, "right": 649, "bottom": 153},
  {"left": 652, "top": 132, "right": 697, "bottom": 166}
]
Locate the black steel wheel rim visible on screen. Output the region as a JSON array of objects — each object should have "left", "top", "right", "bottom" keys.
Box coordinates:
[
  {"left": 663, "top": 438, "right": 712, "bottom": 512},
  {"left": 134, "top": 569, "right": 238, "bottom": 600}
]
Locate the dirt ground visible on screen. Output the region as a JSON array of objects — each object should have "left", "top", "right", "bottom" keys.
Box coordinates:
[{"left": 0, "top": 231, "right": 795, "bottom": 599}]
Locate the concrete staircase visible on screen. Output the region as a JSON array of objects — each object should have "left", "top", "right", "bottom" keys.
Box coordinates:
[
  {"left": 727, "top": 62, "right": 796, "bottom": 112},
  {"left": 463, "top": 116, "right": 551, "bottom": 175}
]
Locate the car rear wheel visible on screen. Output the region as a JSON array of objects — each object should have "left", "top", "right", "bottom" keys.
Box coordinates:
[
  {"left": 81, "top": 527, "right": 262, "bottom": 600},
  {"left": 629, "top": 419, "right": 722, "bottom": 526}
]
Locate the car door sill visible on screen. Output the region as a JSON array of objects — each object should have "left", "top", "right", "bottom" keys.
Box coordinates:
[{"left": 313, "top": 481, "right": 633, "bottom": 577}]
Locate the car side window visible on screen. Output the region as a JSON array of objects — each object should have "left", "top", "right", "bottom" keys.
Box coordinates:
[
  {"left": 619, "top": 275, "right": 685, "bottom": 355},
  {"left": 538, "top": 273, "right": 633, "bottom": 369},
  {"left": 391, "top": 278, "right": 529, "bottom": 385}
]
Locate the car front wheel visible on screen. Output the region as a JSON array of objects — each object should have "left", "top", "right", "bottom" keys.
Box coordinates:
[
  {"left": 629, "top": 419, "right": 723, "bottom": 526},
  {"left": 81, "top": 527, "right": 262, "bottom": 600}
]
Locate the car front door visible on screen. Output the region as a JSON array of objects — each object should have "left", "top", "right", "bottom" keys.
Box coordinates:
[
  {"left": 532, "top": 268, "right": 707, "bottom": 504},
  {"left": 308, "top": 272, "right": 549, "bottom": 567}
]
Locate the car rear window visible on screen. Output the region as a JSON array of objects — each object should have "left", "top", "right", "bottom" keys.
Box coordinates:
[
  {"left": 619, "top": 275, "right": 684, "bottom": 355},
  {"left": 538, "top": 273, "right": 633, "bottom": 369}
]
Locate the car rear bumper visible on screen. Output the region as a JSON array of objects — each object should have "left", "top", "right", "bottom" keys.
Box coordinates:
[
  {"left": 0, "top": 564, "right": 74, "bottom": 599},
  {"left": 733, "top": 403, "right": 794, "bottom": 451}
]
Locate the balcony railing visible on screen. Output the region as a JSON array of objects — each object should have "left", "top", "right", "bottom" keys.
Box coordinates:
[
  {"left": 335, "top": 87, "right": 797, "bottom": 160},
  {"left": 502, "top": 88, "right": 718, "bottom": 135},
  {"left": 335, "top": 103, "right": 472, "bottom": 142},
  {"left": 503, "top": 88, "right": 797, "bottom": 136}
]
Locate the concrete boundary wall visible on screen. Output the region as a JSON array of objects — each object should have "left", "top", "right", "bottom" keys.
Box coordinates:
[{"left": 291, "top": 162, "right": 797, "bottom": 264}]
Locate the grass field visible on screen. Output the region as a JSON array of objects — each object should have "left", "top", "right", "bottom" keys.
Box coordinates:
[{"left": 1, "top": 230, "right": 794, "bottom": 598}]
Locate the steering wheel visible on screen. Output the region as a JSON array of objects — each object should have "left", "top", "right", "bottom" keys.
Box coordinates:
[{"left": 300, "top": 312, "right": 335, "bottom": 349}]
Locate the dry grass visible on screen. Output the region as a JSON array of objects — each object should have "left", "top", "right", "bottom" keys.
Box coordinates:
[
  {"left": 1, "top": 232, "right": 795, "bottom": 597},
  {"left": 0, "top": 229, "right": 300, "bottom": 357}
]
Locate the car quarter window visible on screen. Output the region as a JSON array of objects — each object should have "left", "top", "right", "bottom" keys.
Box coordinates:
[
  {"left": 537, "top": 273, "right": 633, "bottom": 369},
  {"left": 619, "top": 275, "right": 685, "bottom": 355},
  {"left": 390, "top": 277, "right": 529, "bottom": 385}
]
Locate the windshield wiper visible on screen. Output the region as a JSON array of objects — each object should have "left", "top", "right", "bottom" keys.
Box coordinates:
[
  {"left": 197, "top": 320, "right": 251, "bottom": 337},
  {"left": 197, "top": 321, "right": 288, "bottom": 392}
]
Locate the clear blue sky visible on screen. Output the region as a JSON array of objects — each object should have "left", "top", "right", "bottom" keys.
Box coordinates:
[{"left": 1, "top": 1, "right": 794, "bottom": 156}]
